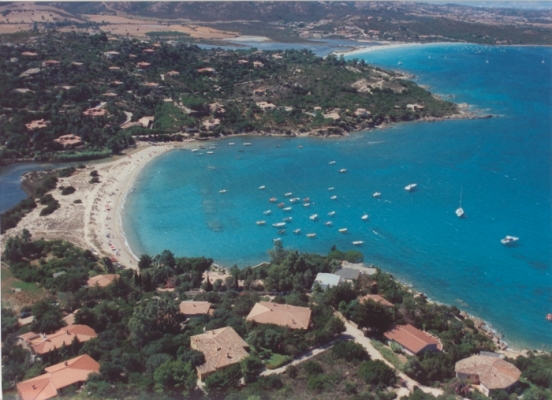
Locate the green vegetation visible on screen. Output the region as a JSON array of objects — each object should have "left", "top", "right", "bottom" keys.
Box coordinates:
[{"left": 0, "top": 197, "right": 36, "bottom": 234}]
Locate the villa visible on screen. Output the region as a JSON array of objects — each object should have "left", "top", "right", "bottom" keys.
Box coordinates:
[
  {"left": 246, "top": 302, "right": 311, "bottom": 329},
  {"left": 21, "top": 51, "right": 38, "bottom": 57},
  {"left": 190, "top": 327, "right": 249, "bottom": 380},
  {"left": 87, "top": 274, "right": 119, "bottom": 288},
  {"left": 16, "top": 355, "right": 99, "bottom": 400},
  {"left": 25, "top": 119, "right": 51, "bottom": 131},
  {"left": 359, "top": 294, "right": 394, "bottom": 308},
  {"left": 455, "top": 353, "right": 521, "bottom": 396},
  {"left": 384, "top": 324, "right": 443, "bottom": 355},
  {"left": 18, "top": 325, "right": 97, "bottom": 355},
  {"left": 335, "top": 267, "right": 361, "bottom": 282},
  {"left": 179, "top": 301, "right": 212, "bottom": 318},
  {"left": 53, "top": 134, "right": 82, "bottom": 148},
  {"left": 312, "top": 272, "right": 342, "bottom": 290}
]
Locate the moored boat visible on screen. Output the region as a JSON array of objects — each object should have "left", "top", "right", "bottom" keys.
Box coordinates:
[
  {"left": 325, "top": 221, "right": 333, "bottom": 226},
  {"left": 361, "top": 214, "right": 369, "bottom": 220},
  {"left": 328, "top": 211, "right": 336, "bottom": 216},
  {"left": 303, "top": 203, "right": 310, "bottom": 207},
  {"left": 456, "top": 207, "right": 465, "bottom": 218},
  {"left": 243, "top": 143, "right": 251, "bottom": 146},
  {"left": 306, "top": 233, "right": 316, "bottom": 238},
  {"left": 328, "top": 187, "right": 335, "bottom": 191},
  {"left": 256, "top": 221, "right": 266, "bottom": 225},
  {"left": 352, "top": 241, "right": 364, "bottom": 245},
  {"left": 309, "top": 214, "right": 318, "bottom": 220},
  {"left": 339, "top": 169, "right": 347, "bottom": 173},
  {"left": 329, "top": 161, "right": 336, "bottom": 165},
  {"left": 259, "top": 186, "right": 266, "bottom": 190},
  {"left": 278, "top": 203, "right": 285, "bottom": 208},
  {"left": 273, "top": 238, "right": 281, "bottom": 242},
  {"left": 269, "top": 197, "right": 278, "bottom": 202},
  {"left": 293, "top": 229, "right": 301, "bottom": 234},
  {"left": 191, "top": 149, "right": 199, "bottom": 152},
  {"left": 339, "top": 228, "right": 347, "bottom": 233},
  {"left": 228, "top": 143, "right": 235, "bottom": 146},
  {"left": 331, "top": 195, "right": 337, "bottom": 200},
  {"left": 278, "top": 229, "right": 286, "bottom": 234},
  {"left": 283, "top": 207, "right": 292, "bottom": 211},
  {"left": 373, "top": 192, "right": 381, "bottom": 198},
  {"left": 263, "top": 210, "right": 272, "bottom": 215},
  {"left": 219, "top": 190, "right": 227, "bottom": 193},
  {"left": 501, "top": 236, "right": 519, "bottom": 245},
  {"left": 405, "top": 183, "right": 417, "bottom": 191},
  {"left": 283, "top": 217, "right": 292, "bottom": 221},
  {"left": 284, "top": 192, "right": 293, "bottom": 197},
  {"left": 272, "top": 222, "right": 286, "bottom": 227}
]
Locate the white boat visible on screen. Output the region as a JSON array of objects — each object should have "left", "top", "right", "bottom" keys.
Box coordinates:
[
  {"left": 273, "top": 238, "right": 281, "bottom": 242},
  {"left": 352, "top": 241, "right": 364, "bottom": 245},
  {"left": 328, "top": 187, "right": 335, "bottom": 191},
  {"left": 456, "top": 187, "right": 465, "bottom": 218},
  {"left": 339, "top": 169, "right": 347, "bottom": 173},
  {"left": 339, "top": 228, "right": 348, "bottom": 233},
  {"left": 243, "top": 143, "right": 251, "bottom": 146},
  {"left": 329, "top": 161, "right": 336, "bottom": 165},
  {"left": 284, "top": 192, "right": 292, "bottom": 197},
  {"left": 207, "top": 151, "right": 214, "bottom": 154},
  {"left": 263, "top": 210, "right": 272, "bottom": 215},
  {"left": 191, "top": 149, "right": 199, "bottom": 152},
  {"left": 283, "top": 217, "right": 292, "bottom": 221},
  {"left": 325, "top": 221, "right": 333, "bottom": 226},
  {"left": 309, "top": 214, "right": 318, "bottom": 220},
  {"left": 229, "top": 143, "right": 235, "bottom": 146},
  {"left": 256, "top": 221, "right": 266, "bottom": 225},
  {"left": 259, "top": 186, "right": 265, "bottom": 190},
  {"left": 290, "top": 198, "right": 300, "bottom": 203},
  {"left": 306, "top": 233, "right": 316, "bottom": 238},
  {"left": 293, "top": 229, "right": 301, "bottom": 234},
  {"left": 328, "top": 211, "right": 336, "bottom": 216},
  {"left": 278, "top": 229, "right": 286, "bottom": 234},
  {"left": 303, "top": 203, "right": 310, "bottom": 207},
  {"left": 398, "top": 61, "right": 403, "bottom": 65},
  {"left": 219, "top": 190, "right": 227, "bottom": 193},
  {"left": 361, "top": 214, "right": 369, "bottom": 220},
  {"left": 501, "top": 236, "right": 519, "bottom": 245},
  {"left": 272, "top": 222, "right": 286, "bottom": 227},
  {"left": 373, "top": 192, "right": 381, "bottom": 198},
  {"left": 405, "top": 183, "right": 417, "bottom": 191},
  {"left": 331, "top": 195, "right": 337, "bottom": 200},
  {"left": 283, "top": 207, "right": 292, "bottom": 211}
]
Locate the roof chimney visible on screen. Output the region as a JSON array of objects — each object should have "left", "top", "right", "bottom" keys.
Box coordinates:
[
  {"left": 66, "top": 330, "right": 70, "bottom": 335},
  {"left": 32, "top": 385, "right": 36, "bottom": 390},
  {"left": 64, "top": 361, "right": 68, "bottom": 366},
  {"left": 227, "top": 353, "right": 232, "bottom": 359},
  {"left": 217, "top": 347, "right": 221, "bottom": 351}
]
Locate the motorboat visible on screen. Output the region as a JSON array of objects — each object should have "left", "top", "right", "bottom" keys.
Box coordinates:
[
  {"left": 339, "top": 169, "right": 347, "bottom": 173},
  {"left": 293, "top": 229, "right": 301, "bottom": 234},
  {"left": 207, "top": 151, "right": 214, "bottom": 154},
  {"left": 228, "top": 143, "right": 235, "bottom": 146},
  {"left": 269, "top": 197, "right": 278, "bottom": 202},
  {"left": 501, "top": 236, "right": 519, "bottom": 245},
  {"left": 191, "top": 149, "right": 199, "bottom": 152},
  {"left": 339, "top": 228, "right": 348, "bottom": 233},
  {"left": 309, "top": 214, "right": 318, "bottom": 220},
  {"left": 273, "top": 238, "right": 281, "bottom": 242},
  {"left": 259, "top": 186, "right": 266, "bottom": 190},
  {"left": 329, "top": 161, "right": 336, "bottom": 165},
  {"left": 328, "top": 187, "right": 335, "bottom": 191},
  {"left": 219, "top": 190, "right": 227, "bottom": 193},
  {"left": 352, "top": 241, "right": 364, "bottom": 245},
  {"left": 283, "top": 217, "right": 292, "bottom": 221},
  {"left": 278, "top": 203, "right": 285, "bottom": 208},
  {"left": 331, "top": 195, "right": 337, "bottom": 200},
  {"left": 361, "top": 214, "right": 369, "bottom": 220},
  {"left": 405, "top": 183, "right": 417, "bottom": 192},
  {"left": 283, "top": 207, "right": 292, "bottom": 211},
  {"left": 290, "top": 198, "right": 300, "bottom": 203},
  {"left": 284, "top": 192, "right": 293, "bottom": 197},
  {"left": 272, "top": 222, "right": 286, "bottom": 227},
  {"left": 325, "top": 221, "right": 333, "bottom": 226},
  {"left": 278, "top": 229, "right": 286, "bottom": 234},
  {"left": 456, "top": 207, "right": 465, "bottom": 218},
  {"left": 372, "top": 192, "right": 381, "bottom": 198},
  {"left": 263, "top": 210, "right": 272, "bottom": 215},
  {"left": 303, "top": 203, "right": 310, "bottom": 207},
  {"left": 243, "top": 143, "right": 251, "bottom": 146},
  {"left": 328, "top": 211, "right": 336, "bottom": 216},
  {"left": 306, "top": 233, "right": 316, "bottom": 238},
  {"left": 256, "top": 221, "right": 266, "bottom": 225}
]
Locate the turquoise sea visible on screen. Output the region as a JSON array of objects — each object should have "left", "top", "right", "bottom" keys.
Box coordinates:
[{"left": 120, "top": 44, "right": 549, "bottom": 350}]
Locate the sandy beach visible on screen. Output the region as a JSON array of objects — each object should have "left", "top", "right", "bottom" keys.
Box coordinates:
[
  {"left": 1, "top": 141, "right": 202, "bottom": 271},
  {"left": 335, "top": 41, "right": 466, "bottom": 57}
]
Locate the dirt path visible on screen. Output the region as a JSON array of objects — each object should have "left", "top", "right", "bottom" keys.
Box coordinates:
[{"left": 260, "top": 340, "right": 337, "bottom": 376}]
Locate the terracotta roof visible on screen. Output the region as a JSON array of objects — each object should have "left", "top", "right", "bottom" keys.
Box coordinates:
[
  {"left": 17, "top": 354, "right": 99, "bottom": 400},
  {"left": 246, "top": 301, "right": 311, "bottom": 329},
  {"left": 455, "top": 355, "right": 521, "bottom": 390},
  {"left": 191, "top": 327, "right": 249, "bottom": 376},
  {"left": 82, "top": 108, "right": 106, "bottom": 117},
  {"left": 384, "top": 324, "right": 443, "bottom": 354},
  {"left": 20, "top": 325, "right": 96, "bottom": 355},
  {"left": 21, "top": 51, "right": 38, "bottom": 57},
  {"left": 136, "top": 62, "right": 151, "bottom": 68},
  {"left": 166, "top": 70, "right": 180, "bottom": 76},
  {"left": 54, "top": 134, "right": 82, "bottom": 147},
  {"left": 87, "top": 274, "right": 119, "bottom": 288},
  {"left": 179, "top": 301, "right": 211, "bottom": 317},
  {"left": 359, "top": 294, "right": 394, "bottom": 307},
  {"left": 26, "top": 119, "right": 51, "bottom": 131}
]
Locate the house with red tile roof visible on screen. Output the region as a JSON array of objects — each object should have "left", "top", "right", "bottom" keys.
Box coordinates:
[
  {"left": 190, "top": 327, "right": 249, "bottom": 380},
  {"left": 246, "top": 301, "right": 311, "bottom": 329},
  {"left": 136, "top": 62, "right": 151, "bottom": 69},
  {"left": 53, "top": 134, "right": 82, "bottom": 148},
  {"left": 17, "top": 354, "right": 99, "bottom": 400},
  {"left": 87, "top": 274, "right": 119, "bottom": 288},
  {"left": 197, "top": 67, "right": 216, "bottom": 75},
  {"left": 26, "top": 119, "right": 51, "bottom": 131},
  {"left": 359, "top": 294, "right": 394, "bottom": 308},
  {"left": 42, "top": 60, "right": 60, "bottom": 68},
  {"left": 18, "top": 325, "right": 96, "bottom": 355},
  {"left": 21, "top": 51, "right": 38, "bottom": 57},
  {"left": 179, "top": 301, "right": 211, "bottom": 318},
  {"left": 455, "top": 354, "right": 521, "bottom": 396},
  {"left": 383, "top": 324, "right": 443, "bottom": 355}
]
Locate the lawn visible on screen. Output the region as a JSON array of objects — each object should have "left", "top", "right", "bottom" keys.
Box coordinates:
[
  {"left": 266, "top": 353, "right": 292, "bottom": 370},
  {"left": 1, "top": 263, "right": 50, "bottom": 312}
]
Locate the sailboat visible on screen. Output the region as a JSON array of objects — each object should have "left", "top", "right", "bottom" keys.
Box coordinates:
[{"left": 456, "top": 187, "right": 465, "bottom": 218}]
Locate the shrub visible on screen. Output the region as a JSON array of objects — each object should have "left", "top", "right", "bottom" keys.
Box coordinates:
[
  {"left": 61, "top": 186, "right": 76, "bottom": 195},
  {"left": 90, "top": 170, "right": 99, "bottom": 177},
  {"left": 73, "top": 199, "right": 82, "bottom": 204},
  {"left": 57, "top": 167, "right": 76, "bottom": 177},
  {"left": 89, "top": 177, "right": 100, "bottom": 184},
  {"left": 303, "top": 360, "right": 323, "bottom": 376},
  {"left": 358, "top": 360, "right": 397, "bottom": 388},
  {"left": 332, "top": 340, "right": 370, "bottom": 362},
  {"left": 307, "top": 374, "right": 329, "bottom": 392}
]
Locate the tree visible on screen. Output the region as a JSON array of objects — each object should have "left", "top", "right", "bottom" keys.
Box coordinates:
[
  {"left": 332, "top": 341, "right": 370, "bottom": 362},
  {"left": 153, "top": 360, "right": 197, "bottom": 394},
  {"left": 31, "top": 301, "right": 66, "bottom": 334},
  {"left": 241, "top": 356, "right": 264, "bottom": 384},
  {"left": 352, "top": 299, "right": 394, "bottom": 335},
  {"left": 128, "top": 294, "right": 181, "bottom": 346},
  {"left": 324, "top": 316, "right": 345, "bottom": 336},
  {"left": 138, "top": 254, "right": 153, "bottom": 270},
  {"left": 204, "top": 364, "right": 242, "bottom": 394},
  {"left": 358, "top": 360, "right": 397, "bottom": 388}
]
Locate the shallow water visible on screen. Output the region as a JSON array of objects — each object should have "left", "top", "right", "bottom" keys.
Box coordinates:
[{"left": 123, "top": 43, "right": 551, "bottom": 350}]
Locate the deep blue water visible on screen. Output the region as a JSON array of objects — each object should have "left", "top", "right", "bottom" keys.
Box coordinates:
[{"left": 122, "top": 44, "right": 550, "bottom": 350}]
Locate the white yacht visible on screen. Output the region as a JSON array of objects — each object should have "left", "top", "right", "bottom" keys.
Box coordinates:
[
  {"left": 272, "top": 222, "right": 286, "bottom": 227},
  {"left": 328, "top": 187, "right": 335, "bottom": 191},
  {"left": 259, "top": 186, "right": 266, "bottom": 190},
  {"left": 263, "top": 210, "right": 272, "bottom": 215},
  {"left": 373, "top": 192, "right": 381, "bottom": 198},
  {"left": 339, "top": 169, "right": 347, "bottom": 173},
  {"left": 283, "top": 217, "right": 292, "bottom": 221},
  {"left": 501, "top": 236, "right": 519, "bottom": 245},
  {"left": 352, "top": 241, "right": 364, "bottom": 245},
  {"left": 309, "top": 214, "right": 318, "bottom": 220},
  {"left": 219, "top": 190, "right": 227, "bottom": 193},
  {"left": 303, "top": 203, "right": 310, "bottom": 207},
  {"left": 361, "top": 214, "right": 369, "bottom": 220},
  {"left": 256, "top": 221, "right": 266, "bottom": 225},
  {"left": 243, "top": 143, "right": 251, "bottom": 146},
  {"left": 306, "top": 233, "right": 316, "bottom": 238},
  {"left": 328, "top": 211, "right": 336, "bottom": 216},
  {"left": 331, "top": 195, "right": 337, "bottom": 200},
  {"left": 207, "top": 151, "right": 214, "bottom": 154},
  {"left": 329, "top": 161, "right": 336, "bottom": 165},
  {"left": 283, "top": 207, "right": 292, "bottom": 211},
  {"left": 325, "top": 221, "right": 333, "bottom": 226},
  {"left": 284, "top": 192, "right": 293, "bottom": 197},
  {"left": 228, "top": 143, "right": 235, "bottom": 146},
  {"left": 405, "top": 183, "right": 417, "bottom": 191},
  {"left": 191, "top": 149, "right": 199, "bottom": 152},
  {"left": 339, "top": 228, "right": 348, "bottom": 233},
  {"left": 293, "top": 229, "right": 301, "bottom": 234}
]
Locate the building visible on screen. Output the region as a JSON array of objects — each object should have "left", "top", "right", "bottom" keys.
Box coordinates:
[
  {"left": 455, "top": 354, "right": 522, "bottom": 396},
  {"left": 253, "top": 61, "right": 264, "bottom": 68},
  {"left": 136, "top": 62, "right": 151, "bottom": 69},
  {"left": 19, "top": 68, "right": 41, "bottom": 78},
  {"left": 166, "top": 70, "right": 180, "bottom": 76},
  {"left": 42, "top": 60, "right": 60, "bottom": 68},
  {"left": 203, "top": 118, "right": 220, "bottom": 131},
  {"left": 312, "top": 273, "right": 342, "bottom": 290},
  {"left": 190, "top": 327, "right": 249, "bottom": 380},
  {"left": 179, "top": 301, "right": 211, "bottom": 318},
  {"left": 197, "top": 67, "right": 216, "bottom": 75},
  {"left": 335, "top": 267, "right": 360, "bottom": 282},
  {"left": 108, "top": 66, "right": 121, "bottom": 71},
  {"left": 21, "top": 51, "right": 38, "bottom": 57},
  {"left": 53, "top": 134, "right": 82, "bottom": 149},
  {"left": 18, "top": 325, "right": 97, "bottom": 355},
  {"left": 383, "top": 324, "right": 443, "bottom": 356},
  {"left": 246, "top": 302, "right": 311, "bottom": 329},
  {"left": 256, "top": 102, "right": 277, "bottom": 111},
  {"left": 138, "top": 116, "right": 155, "bottom": 129},
  {"left": 82, "top": 108, "right": 106, "bottom": 117},
  {"left": 16, "top": 354, "right": 99, "bottom": 400},
  {"left": 142, "top": 48, "right": 155, "bottom": 53},
  {"left": 359, "top": 294, "right": 394, "bottom": 308},
  {"left": 238, "top": 59, "right": 249, "bottom": 64},
  {"left": 26, "top": 119, "right": 51, "bottom": 131},
  {"left": 87, "top": 274, "right": 119, "bottom": 288},
  {"left": 104, "top": 51, "right": 120, "bottom": 58}
]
